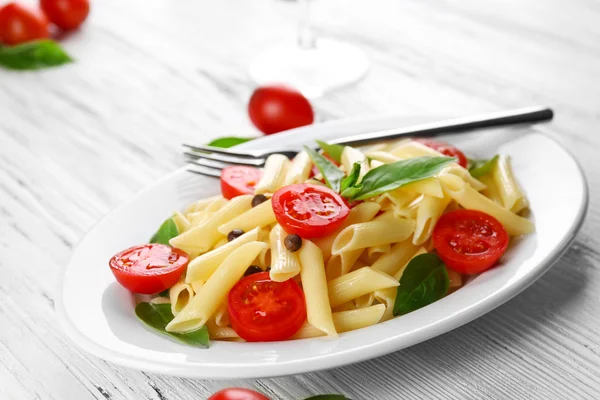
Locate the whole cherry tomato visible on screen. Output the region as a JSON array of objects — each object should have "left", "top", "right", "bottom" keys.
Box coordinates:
[
  {"left": 248, "top": 85, "right": 314, "bottom": 135},
  {"left": 209, "top": 388, "right": 270, "bottom": 400},
  {"left": 40, "top": 0, "right": 90, "bottom": 31},
  {"left": 0, "top": 3, "right": 49, "bottom": 45}
]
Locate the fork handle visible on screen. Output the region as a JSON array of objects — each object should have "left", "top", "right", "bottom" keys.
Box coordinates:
[{"left": 328, "top": 106, "right": 554, "bottom": 147}]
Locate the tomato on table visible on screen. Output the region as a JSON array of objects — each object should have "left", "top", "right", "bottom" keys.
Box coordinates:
[
  {"left": 414, "top": 138, "right": 468, "bottom": 168},
  {"left": 432, "top": 209, "right": 509, "bottom": 275},
  {"left": 209, "top": 388, "right": 270, "bottom": 400},
  {"left": 220, "top": 166, "right": 262, "bottom": 200},
  {"left": 272, "top": 184, "right": 350, "bottom": 239},
  {"left": 228, "top": 272, "right": 306, "bottom": 342},
  {"left": 0, "top": 3, "right": 49, "bottom": 45},
  {"left": 40, "top": 0, "right": 90, "bottom": 31},
  {"left": 109, "top": 244, "right": 189, "bottom": 294},
  {"left": 248, "top": 85, "right": 314, "bottom": 135}
]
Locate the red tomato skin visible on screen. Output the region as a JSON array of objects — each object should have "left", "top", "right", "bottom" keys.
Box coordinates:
[
  {"left": 228, "top": 272, "right": 306, "bottom": 342},
  {"left": 220, "top": 166, "right": 262, "bottom": 200},
  {"left": 272, "top": 184, "right": 350, "bottom": 239},
  {"left": 433, "top": 209, "right": 509, "bottom": 275},
  {"left": 248, "top": 85, "right": 314, "bottom": 135},
  {"left": 0, "top": 3, "right": 49, "bottom": 45},
  {"left": 209, "top": 388, "right": 270, "bottom": 400},
  {"left": 40, "top": 0, "right": 89, "bottom": 31},
  {"left": 109, "top": 244, "right": 189, "bottom": 294},
  {"left": 414, "top": 138, "right": 468, "bottom": 168}
]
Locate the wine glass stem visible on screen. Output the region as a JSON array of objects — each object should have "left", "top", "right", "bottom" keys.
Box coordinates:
[{"left": 297, "top": 0, "right": 315, "bottom": 49}]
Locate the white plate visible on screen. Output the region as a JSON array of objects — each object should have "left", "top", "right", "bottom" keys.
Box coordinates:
[{"left": 56, "top": 115, "right": 588, "bottom": 379}]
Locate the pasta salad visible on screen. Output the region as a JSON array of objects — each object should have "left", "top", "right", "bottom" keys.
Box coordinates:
[{"left": 108, "top": 138, "right": 534, "bottom": 347}]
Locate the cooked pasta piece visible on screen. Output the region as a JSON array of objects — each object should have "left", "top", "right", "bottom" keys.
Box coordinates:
[
  {"left": 328, "top": 267, "right": 399, "bottom": 308},
  {"left": 364, "top": 150, "right": 401, "bottom": 164},
  {"left": 354, "top": 293, "right": 375, "bottom": 309},
  {"left": 166, "top": 241, "right": 267, "bottom": 333},
  {"left": 492, "top": 154, "right": 529, "bottom": 213},
  {"left": 326, "top": 249, "right": 364, "bottom": 281},
  {"left": 190, "top": 281, "right": 204, "bottom": 293},
  {"left": 170, "top": 195, "right": 252, "bottom": 255},
  {"left": 169, "top": 278, "right": 194, "bottom": 316},
  {"left": 284, "top": 151, "right": 313, "bottom": 186},
  {"left": 443, "top": 164, "right": 487, "bottom": 191},
  {"left": 439, "top": 174, "right": 534, "bottom": 235},
  {"left": 413, "top": 195, "right": 452, "bottom": 245},
  {"left": 149, "top": 296, "right": 170, "bottom": 305},
  {"left": 217, "top": 198, "right": 276, "bottom": 235},
  {"left": 206, "top": 319, "right": 240, "bottom": 341},
  {"left": 292, "top": 304, "right": 386, "bottom": 339},
  {"left": 402, "top": 178, "right": 444, "bottom": 198},
  {"left": 371, "top": 240, "right": 420, "bottom": 277},
  {"left": 332, "top": 216, "right": 415, "bottom": 255},
  {"left": 341, "top": 146, "right": 369, "bottom": 182},
  {"left": 313, "top": 201, "right": 380, "bottom": 261},
  {"left": 185, "top": 195, "right": 223, "bottom": 214},
  {"left": 213, "top": 300, "right": 230, "bottom": 327},
  {"left": 185, "top": 227, "right": 260, "bottom": 283},
  {"left": 172, "top": 211, "right": 191, "bottom": 233},
  {"left": 269, "top": 224, "right": 301, "bottom": 282},
  {"left": 254, "top": 154, "right": 290, "bottom": 194},
  {"left": 375, "top": 189, "right": 420, "bottom": 218},
  {"left": 298, "top": 240, "right": 337, "bottom": 337},
  {"left": 367, "top": 243, "right": 391, "bottom": 261},
  {"left": 447, "top": 268, "right": 463, "bottom": 293}
]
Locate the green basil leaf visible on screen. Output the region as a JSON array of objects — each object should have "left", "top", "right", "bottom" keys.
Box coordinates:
[
  {"left": 304, "top": 395, "right": 351, "bottom": 400},
  {"left": 135, "top": 302, "right": 210, "bottom": 347},
  {"left": 207, "top": 137, "right": 253, "bottom": 148},
  {"left": 304, "top": 146, "right": 345, "bottom": 193},
  {"left": 158, "top": 289, "right": 170, "bottom": 297},
  {"left": 469, "top": 155, "right": 499, "bottom": 178},
  {"left": 340, "top": 163, "right": 361, "bottom": 193},
  {"left": 393, "top": 253, "right": 449, "bottom": 316},
  {"left": 341, "top": 156, "right": 456, "bottom": 201},
  {"left": 149, "top": 218, "right": 179, "bottom": 245},
  {"left": 316, "top": 140, "right": 345, "bottom": 163},
  {"left": 0, "top": 40, "right": 73, "bottom": 70}
]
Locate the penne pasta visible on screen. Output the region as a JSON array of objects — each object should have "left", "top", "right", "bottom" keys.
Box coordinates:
[
  {"left": 328, "top": 267, "right": 399, "bottom": 308},
  {"left": 413, "top": 195, "right": 452, "bottom": 245},
  {"left": 292, "top": 304, "right": 386, "bottom": 339},
  {"left": 332, "top": 217, "right": 415, "bottom": 255},
  {"left": 169, "top": 278, "right": 194, "bottom": 316},
  {"left": 217, "top": 198, "right": 276, "bottom": 235},
  {"left": 284, "top": 151, "right": 313, "bottom": 186},
  {"left": 172, "top": 211, "right": 191, "bottom": 233},
  {"left": 166, "top": 241, "right": 267, "bottom": 333},
  {"left": 492, "top": 154, "right": 529, "bottom": 214},
  {"left": 254, "top": 154, "right": 290, "bottom": 194},
  {"left": 299, "top": 240, "right": 337, "bottom": 337},
  {"left": 371, "top": 240, "right": 420, "bottom": 277},
  {"left": 269, "top": 225, "right": 301, "bottom": 282},
  {"left": 341, "top": 146, "right": 370, "bottom": 182}
]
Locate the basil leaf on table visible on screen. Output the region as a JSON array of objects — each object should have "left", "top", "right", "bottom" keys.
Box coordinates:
[
  {"left": 304, "top": 395, "right": 352, "bottom": 400},
  {"left": 340, "top": 162, "right": 361, "bottom": 193},
  {"left": 469, "top": 155, "right": 499, "bottom": 178},
  {"left": 135, "top": 302, "right": 210, "bottom": 347},
  {"left": 341, "top": 156, "right": 456, "bottom": 201},
  {"left": 149, "top": 218, "right": 179, "bottom": 245},
  {"left": 207, "top": 137, "right": 253, "bottom": 148},
  {"left": 316, "top": 140, "right": 345, "bottom": 163},
  {"left": 304, "top": 146, "right": 345, "bottom": 193},
  {"left": 0, "top": 40, "right": 73, "bottom": 70},
  {"left": 393, "top": 253, "right": 450, "bottom": 316}
]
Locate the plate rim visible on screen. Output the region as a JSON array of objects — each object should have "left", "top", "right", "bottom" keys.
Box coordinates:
[{"left": 55, "top": 115, "right": 589, "bottom": 379}]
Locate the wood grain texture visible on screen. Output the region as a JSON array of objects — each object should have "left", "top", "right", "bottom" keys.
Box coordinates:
[{"left": 1, "top": 0, "right": 600, "bottom": 398}]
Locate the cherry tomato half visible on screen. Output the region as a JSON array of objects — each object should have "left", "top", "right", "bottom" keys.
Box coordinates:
[
  {"left": 40, "top": 0, "right": 90, "bottom": 31},
  {"left": 414, "top": 138, "right": 468, "bottom": 168},
  {"left": 209, "top": 388, "right": 270, "bottom": 400},
  {"left": 220, "top": 165, "right": 262, "bottom": 200},
  {"left": 228, "top": 272, "right": 306, "bottom": 342},
  {"left": 109, "top": 244, "right": 189, "bottom": 294},
  {"left": 272, "top": 184, "right": 350, "bottom": 239},
  {"left": 0, "top": 3, "right": 49, "bottom": 45},
  {"left": 248, "top": 85, "right": 314, "bottom": 135},
  {"left": 433, "top": 209, "right": 509, "bottom": 275}
]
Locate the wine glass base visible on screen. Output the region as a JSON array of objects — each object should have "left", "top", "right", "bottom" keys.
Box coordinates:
[{"left": 248, "top": 38, "right": 370, "bottom": 99}]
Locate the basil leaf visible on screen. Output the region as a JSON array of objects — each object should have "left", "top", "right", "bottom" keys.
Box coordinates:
[
  {"left": 304, "top": 146, "right": 345, "bottom": 193},
  {"left": 469, "top": 155, "right": 499, "bottom": 178},
  {"left": 0, "top": 40, "right": 73, "bottom": 70},
  {"left": 304, "top": 396, "right": 351, "bottom": 400},
  {"left": 340, "top": 163, "right": 361, "bottom": 193},
  {"left": 393, "top": 253, "right": 449, "bottom": 316},
  {"left": 316, "top": 140, "right": 345, "bottom": 163},
  {"left": 341, "top": 156, "right": 456, "bottom": 201},
  {"left": 135, "top": 302, "right": 209, "bottom": 347},
  {"left": 158, "top": 289, "right": 170, "bottom": 297},
  {"left": 207, "top": 137, "right": 253, "bottom": 148},
  {"left": 149, "top": 218, "right": 179, "bottom": 245}
]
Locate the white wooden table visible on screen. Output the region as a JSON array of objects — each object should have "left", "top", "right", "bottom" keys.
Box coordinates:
[{"left": 1, "top": 0, "right": 599, "bottom": 398}]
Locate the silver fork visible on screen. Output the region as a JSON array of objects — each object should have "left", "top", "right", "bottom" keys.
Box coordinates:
[{"left": 184, "top": 106, "right": 553, "bottom": 177}]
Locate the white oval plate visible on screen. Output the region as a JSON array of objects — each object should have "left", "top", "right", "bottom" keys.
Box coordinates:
[{"left": 56, "top": 115, "right": 588, "bottom": 379}]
